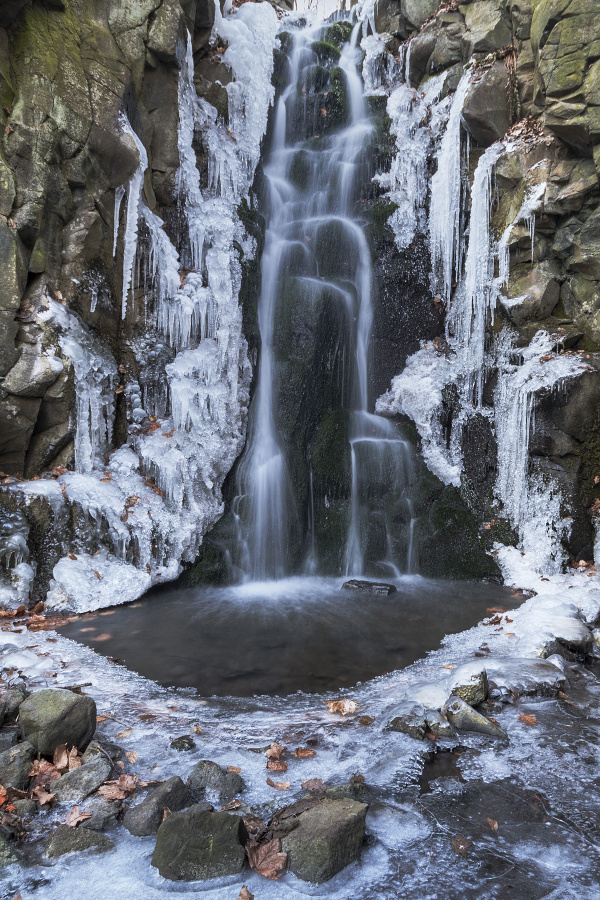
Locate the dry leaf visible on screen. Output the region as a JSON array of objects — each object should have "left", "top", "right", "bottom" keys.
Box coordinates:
[
  {"left": 486, "top": 817, "right": 498, "bottom": 832},
  {"left": 519, "top": 714, "right": 537, "bottom": 726},
  {"left": 451, "top": 834, "right": 473, "bottom": 856},
  {"left": 246, "top": 837, "right": 287, "bottom": 879},
  {"left": 295, "top": 748, "right": 316, "bottom": 758},
  {"left": 115, "top": 728, "right": 133, "bottom": 739},
  {"left": 237, "top": 888, "right": 254, "bottom": 900},
  {"left": 96, "top": 715, "right": 110, "bottom": 723},
  {"left": 358, "top": 715, "right": 375, "bottom": 726},
  {"left": 443, "top": 664, "right": 456, "bottom": 670},
  {"left": 66, "top": 805, "right": 92, "bottom": 827},
  {"left": 30, "top": 759, "right": 60, "bottom": 791},
  {"left": 265, "top": 742, "right": 285, "bottom": 760},
  {"left": 53, "top": 743, "right": 69, "bottom": 772},
  {"left": 267, "top": 759, "right": 288, "bottom": 773},
  {"left": 221, "top": 799, "right": 242, "bottom": 811},
  {"left": 227, "top": 765, "right": 241, "bottom": 774},
  {"left": 126, "top": 751, "right": 138, "bottom": 764},
  {"left": 97, "top": 774, "right": 137, "bottom": 800},
  {"left": 302, "top": 778, "right": 325, "bottom": 792},
  {"left": 326, "top": 699, "right": 358, "bottom": 715},
  {"left": 33, "top": 787, "right": 56, "bottom": 806},
  {"left": 266, "top": 778, "right": 291, "bottom": 790},
  {"left": 191, "top": 724, "right": 203, "bottom": 734}
]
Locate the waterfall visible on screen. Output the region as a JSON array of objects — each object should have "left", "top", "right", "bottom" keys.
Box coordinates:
[{"left": 232, "top": 17, "right": 417, "bottom": 581}]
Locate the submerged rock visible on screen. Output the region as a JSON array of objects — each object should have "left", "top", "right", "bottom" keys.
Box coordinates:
[
  {"left": 281, "top": 797, "right": 367, "bottom": 883},
  {"left": 171, "top": 735, "right": 196, "bottom": 752},
  {"left": 389, "top": 702, "right": 455, "bottom": 740},
  {"left": 19, "top": 688, "right": 96, "bottom": 755},
  {"left": 45, "top": 825, "right": 115, "bottom": 858},
  {"left": 188, "top": 759, "right": 244, "bottom": 801},
  {"left": 341, "top": 580, "right": 397, "bottom": 595},
  {"left": 443, "top": 697, "right": 507, "bottom": 739},
  {"left": 124, "top": 776, "right": 194, "bottom": 837},
  {"left": 151, "top": 805, "right": 244, "bottom": 881}
]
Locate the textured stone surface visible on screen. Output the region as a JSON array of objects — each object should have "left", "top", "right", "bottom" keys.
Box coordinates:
[
  {"left": 187, "top": 759, "right": 244, "bottom": 801},
  {"left": 19, "top": 688, "right": 96, "bottom": 755},
  {"left": 52, "top": 755, "right": 112, "bottom": 803},
  {"left": 0, "top": 740, "right": 35, "bottom": 789},
  {"left": 151, "top": 805, "right": 245, "bottom": 881},
  {"left": 124, "top": 776, "right": 194, "bottom": 836},
  {"left": 45, "top": 825, "right": 115, "bottom": 858}
]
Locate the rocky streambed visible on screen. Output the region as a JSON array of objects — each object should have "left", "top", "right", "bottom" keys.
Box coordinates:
[{"left": 1, "top": 554, "right": 600, "bottom": 899}]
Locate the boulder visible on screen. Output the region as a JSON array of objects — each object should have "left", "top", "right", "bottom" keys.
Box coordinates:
[
  {"left": 52, "top": 755, "right": 112, "bottom": 804},
  {"left": 462, "top": 62, "right": 512, "bottom": 146},
  {"left": 448, "top": 664, "right": 489, "bottom": 706},
  {"left": 171, "top": 735, "right": 196, "bottom": 751},
  {"left": 342, "top": 579, "right": 397, "bottom": 594},
  {"left": 84, "top": 799, "right": 122, "bottom": 832},
  {"left": 45, "top": 825, "right": 115, "bottom": 858},
  {"left": 462, "top": 1, "right": 512, "bottom": 54},
  {"left": 0, "top": 833, "right": 17, "bottom": 868},
  {"left": 124, "top": 776, "right": 195, "bottom": 836},
  {"left": 187, "top": 760, "right": 244, "bottom": 801},
  {"left": 81, "top": 739, "right": 125, "bottom": 765},
  {"left": 501, "top": 265, "right": 561, "bottom": 325},
  {"left": 0, "top": 726, "right": 19, "bottom": 753},
  {"left": 0, "top": 741, "right": 35, "bottom": 789},
  {"left": 389, "top": 701, "right": 455, "bottom": 739},
  {"left": 443, "top": 697, "right": 507, "bottom": 738},
  {"left": 281, "top": 798, "right": 367, "bottom": 883},
  {"left": 1, "top": 687, "right": 27, "bottom": 720},
  {"left": 18, "top": 688, "right": 96, "bottom": 755},
  {"left": 151, "top": 805, "right": 245, "bottom": 881}
]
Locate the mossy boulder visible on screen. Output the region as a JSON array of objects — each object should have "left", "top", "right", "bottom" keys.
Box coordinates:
[
  {"left": 151, "top": 805, "right": 245, "bottom": 881},
  {"left": 46, "top": 825, "right": 114, "bottom": 858},
  {"left": 19, "top": 688, "right": 96, "bottom": 755}
]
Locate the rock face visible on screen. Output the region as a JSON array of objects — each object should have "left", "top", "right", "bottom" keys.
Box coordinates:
[
  {"left": 45, "top": 825, "right": 115, "bottom": 858},
  {"left": 52, "top": 755, "right": 112, "bottom": 803},
  {"left": 151, "top": 805, "right": 245, "bottom": 881},
  {"left": 18, "top": 688, "right": 96, "bottom": 754},
  {"left": 124, "top": 776, "right": 194, "bottom": 836},
  {"left": 187, "top": 759, "right": 244, "bottom": 801},
  {"left": 281, "top": 798, "right": 368, "bottom": 884},
  {"left": 0, "top": 740, "right": 35, "bottom": 789},
  {"left": 443, "top": 697, "right": 507, "bottom": 739}
]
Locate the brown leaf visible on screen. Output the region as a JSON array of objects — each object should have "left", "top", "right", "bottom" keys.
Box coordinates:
[
  {"left": 519, "top": 714, "right": 537, "bottom": 726},
  {"left": 246, "top": 837, "right": 287, "bottom": 879},
  {"left": 126, "top": 751, "right": 138, "bottom": 764},
  {"left": 221, "top": 799, "right": 242, "bottom": 811},
  {"left": 96, "top": 774, "right": 137, "bottom": 801},
  {"left": 358, "top": 715, "right": 375, "bottom": 726},
  {"left": 96, "top": 715, "right": 110, "bottom": 723},
  {"left": 451, "top": 834, "right": 473, "bottom": 856},
  {"left": 66, "top": 805, "right": 92, "bottom": 827},
  {"left": 266, "top": 778, "right": 291, "bottom": 790},
  {"left": 320, "top": 107, "right": 327, "bottom": 116},
  {"left": 191, "top": 723, "right": 203, "bottom": 734},
  {"left": 237, "top": 888, "right": 254, "bottom": 900},
  {"left": 33, "top": 787, "right": 56, "bottom": 806},
  {"left": 227, "top": 765, "right": 241, "bottom": 774},
  {"left": 53, "top": 744, "right": 69, "bottom": 772},
  {"left": 30, "top": 759, "right": 61, "bottom": 791},
  {"left": 294, "top": 747, "right": 316, "bottom": 758},
  {"left": 265, "top": 742, "right": 286, "bottom": 760},
  {"left": 486, "top": 817, "right": 498, "bottom": 832},
  {"left": 267, "top": 759, "right": 288, "bottom": 773},
  {"left": 326, "top": 699, "right": 358, "bottom": 715},
  {"left": 115, "top": 728, "right": 133, "bottom": 739},
  {"left": 302, "top": 778, "right": 325, "bottom": 792}
]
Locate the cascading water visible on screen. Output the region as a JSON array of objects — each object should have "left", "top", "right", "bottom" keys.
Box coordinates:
[{"left": 233, "top": 16, "right": 416, "bottom": 581}]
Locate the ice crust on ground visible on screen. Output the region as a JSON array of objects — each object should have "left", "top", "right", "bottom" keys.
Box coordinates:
[{"left": 4, "top": 1, "right": 278, "bottom": 613}]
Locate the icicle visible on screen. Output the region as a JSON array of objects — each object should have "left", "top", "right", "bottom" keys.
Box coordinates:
[
  {"left": 113, "top": 184, "right": 125, "bottom": 257},
  {"left": 118, "top": 118, "right": 147, "bottom": 320}
]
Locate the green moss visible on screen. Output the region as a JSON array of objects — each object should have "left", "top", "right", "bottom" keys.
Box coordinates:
[
  {"left": 322, "top": 21, "right": 353, "bottom": 48},
  {"left": 364, "top": 199, "right": 399, "bottom": 253},
  {"left": 310, "top": 407, "right": 351, "bottom": 494},
  {"left": 325, "top": 65, "right": 349, "bottom": 130},
  {"left": 311, "top": 40, "right": 341, "bottom": 66},
  {"left": 288, "top": 149, "right": 312, "bottom": 192}
]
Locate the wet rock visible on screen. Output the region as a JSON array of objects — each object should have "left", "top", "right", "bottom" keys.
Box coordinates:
[
  {"left": 52, "top": 756, "right": 112, "bottom": 804},
  {"left": 443, "top": 697, "right": 507, "bottom": 739},
  {"left": 84, "top": 799, "right": 122, "bottom": 832},
  {"left": 171, "top": 735, "right": 196, "bottom": 752},
  {"left": 188, "top": 760, "right": 244, "bottom": 801},
  {"left": 462, "top": 62, "right": 512, "bottom": 146},
  {"left": 81, "top": 739, "right": 124, "bottom": 766},
  {"left": 485, "top": 658, "right": 567, "bottom": 697},
  {"left": 462, "top": 1, "right": 511, "bottom": 54},
  {"left": 389, "top": 702, "right": 429, "bottom": 739},
  {"left": 0, "top": 726, "right": 18, "bottom": 753},
  {"left": 19, "top": 688, "right": 96, "bottom": 755},
  {"left": 425, "top": 708, "right": 455, "bottom": 739},
  {"left": 0, "top": 832, "right": 17, "bottom": 868},
  {"left": 0, "top": 687, "right": 27, "bottom": 720},
  {"left": 45, "top": 825, "right": 115, "bottom": 858},
  {"left": 341, "top": 579, "right": 397, "bottom": 595},
  {"left": 501, "top": 264, "right": 561, "bottom": 325},
  {"left": 325, "top": 782, "right": 370, "bottom": 803},
  {"left": 0, "top": 741, "right": 35, "bottom": 789},
  {"left": 449, "top": 664, "right": 489, "bottom": 706},
  {"left": 151, "top": 805, "right": 244, "bottom": 881},
  {"left": 13, "top": 798, "right": 37, "bottom": 818},
  {"left": 281, "top": 798, "right": 367, "bottom": 883},
  {"left": 124, "top": 776, "right": 195, "bottom": 836}
]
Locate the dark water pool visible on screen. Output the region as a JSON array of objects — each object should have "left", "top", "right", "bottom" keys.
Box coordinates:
[{"left": 58, "top": 576, "right": 523, "bottom": 697}]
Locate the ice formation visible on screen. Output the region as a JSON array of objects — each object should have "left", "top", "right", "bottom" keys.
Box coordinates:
[{"left": 6, "top": 1, "right": 278, "bottom": 612}]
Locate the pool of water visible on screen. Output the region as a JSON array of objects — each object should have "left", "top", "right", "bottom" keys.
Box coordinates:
[{"left": 57, "top": 576, "right": 523, "bottom": 696}]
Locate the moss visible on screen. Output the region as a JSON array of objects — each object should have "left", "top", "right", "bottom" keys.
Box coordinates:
[
  {"left": 311, "top": 407, "right": 351, "bottom": 494},
  {"left": 322, "top": 21, "right": 353, "bottom": 48},
  {"left": 311, "top": 40, "right": 341, "bottom": 66},
  {"left": 300, "top": 64, "right": 330, "bottom": 95},
  {"left": 288, "top": 149, "right": 312, "bottom": 192},
  {"left": 364, "top": 199, "right": 399, "bottom": 254},
  {"left": 325, "top": 65, "right": 349, "bottom": 130}
]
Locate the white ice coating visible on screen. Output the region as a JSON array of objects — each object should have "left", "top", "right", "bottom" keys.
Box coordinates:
[{"left": 119, "top": 125, "right": 147, "bottom": 319}]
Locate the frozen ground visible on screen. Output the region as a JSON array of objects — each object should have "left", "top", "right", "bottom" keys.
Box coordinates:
[{"left": 1, "top": 555, "right": 600, "bottom": 898}]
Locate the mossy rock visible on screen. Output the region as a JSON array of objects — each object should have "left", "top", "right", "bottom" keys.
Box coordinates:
[
  {"left": 323, "top": 21, "right": 353, "bottom": 48},
  {"left": 311, "top": 40, "right": 341, "bottom": 66}
]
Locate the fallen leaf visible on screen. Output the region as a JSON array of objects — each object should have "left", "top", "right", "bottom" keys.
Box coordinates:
[
  {"left": 237, "top": 888, "right": 254, "bottom": 900},
  {"left": 294, "top": 748, "right": 316, "bottom": 758},
  {"left": 97, "top": 774, "right": 138, "bottom": 800},
  {"left": 302, "top": 778, "right": 325, "bottom": 792},
  {"left": 191, "top": 724, "right": 203, "bottom": 734},
  {"left": 91, "top": 633, "right": 112, "bottom": 642},
  {"left": 53, "top": 744, "right": 69, "bottom": 772},
  {"left": 442, "top": 664, "right": 456, "bottom": 670},
  {"left": 358, "top": 715, "right": 375, "bottom": 726},
  {"left": 326, "top": 699, "right": 358, "bottom": 715},
  {"left": 488, "top": 716, "right": 500, "bottom": 727},
  {"left": 265, "top": 742, "right": 286, "bottom": 760},
  {"left": 68, "top": 553, "right": 78, "bottom": 561},
  {"left": 115, "top": 728, "right": 133, "bottom": 739},
  {"left": 451, "top": 834, "right": 473, "bottom": 856},
  {"left": 558, "top": 691, "right": 568, "bottom": 700},
  {"left": 246, "top": 837, "right": 287, "bottom": 879},
  {"left": 519, "top": 714, "right": 537, "bottom": 726},
  {"left": 30, "top": 759, "right": 60, "bottom": 791},
  {"left": 320, "top": 107, "right": 327, "bottom": 116},
  {"left": 227, "top": 765, "right": 241, "bottom": 774},
  {"left": 486, "top": 817, "right": 498, "bottom": 832},
  {"left": 266, "top": 777, "right": 291, "bottom": 790},
  {"left": 221, "top": 799, "right": 242, "bottom": 811},
  {"left": 96, "top": 715, "right": 110, "bottom": 723},
  {"left": 33, "top": 787, "right": 56, "bottom": 806},
  {"left": 126, "top": 751, "right": 138, "bottom": 764},
  {"left": 267, "top": 759, "right": 288, "bottom": 773},
  {"left": 350, "top": 773, "right": 365, "bottom": 784},
  {"left": 66, "top": 805, "right": 92, "bottom": 827}
]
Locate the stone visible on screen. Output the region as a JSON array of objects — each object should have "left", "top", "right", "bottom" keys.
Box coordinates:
[
  {"left": 501, "top": 264, "right": 561, "bottom": 325},
  {"left": 52, "top": 756, "right": 112, "bottom": 804},
  {"left": 425, "top": 708, "right": 455, "bottom": 738},
  {"left": 462, "top": 62, "right": 512, "bottom": 146},
  {"left": 572, "top": 209, "right": 600, "bottom": 280},
  {"left": 45, "top": 825, "right": 115, "bottom": 858},
  {"left": 187, "top": 760, "right": 244, "bottom": 801},
  {"left": 0, "top": 726, "right": 19, "bottom": 753},
  {"left": 84, "top": 799, "right": 122, "bottom": 832},
  {"left": 325, "top": 782, "right": 370, "bottom": 804},
  {"left": 147, "top": 0, "right": 185, "bottom": 65},
  {"left": 402, "top": 0, "right": 438, "bottom": 30},
  {"left": 171, "top": 735, "right": 196, "bottom": 751},
  {"left": 341, "top": 579, "right": 397, "bottom": 594},
  {"left": 151, "top": 805, "right": 245, "bottom": 881},
  {"left": 389, "top": 702, "right": 429, "bottom": 739},
  {"left": 281, "top": 798, "right": 367, "bottom": 884},
  {"left": 0, "top": 741, "right": 35, "bottom": 789},
  {"left": 462, "top": 1, "right": 512, "bottom": 54},
  {"left": 443, "top": 697, "right": 507, "bottom": 738},
  {"left": 19, "top": 688, "right": 96, "bottom": 755},
  {"left": 0, "top": 832, "right": 17, "bottom": 868},
  {"left": 448, "top": 664, "right": 489, "bottom": 706},
  {"left": 13, "top": 798, "right": 37, "bottom": 818},
  {"left": 1, "top": 687, "right": 27, "bottom": 719},
  {"left": 124, "top": 776, "right": 194, "bottom": 836},
  {"left": 81, "top": 739, "right": 125, "bottom": 765}
]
